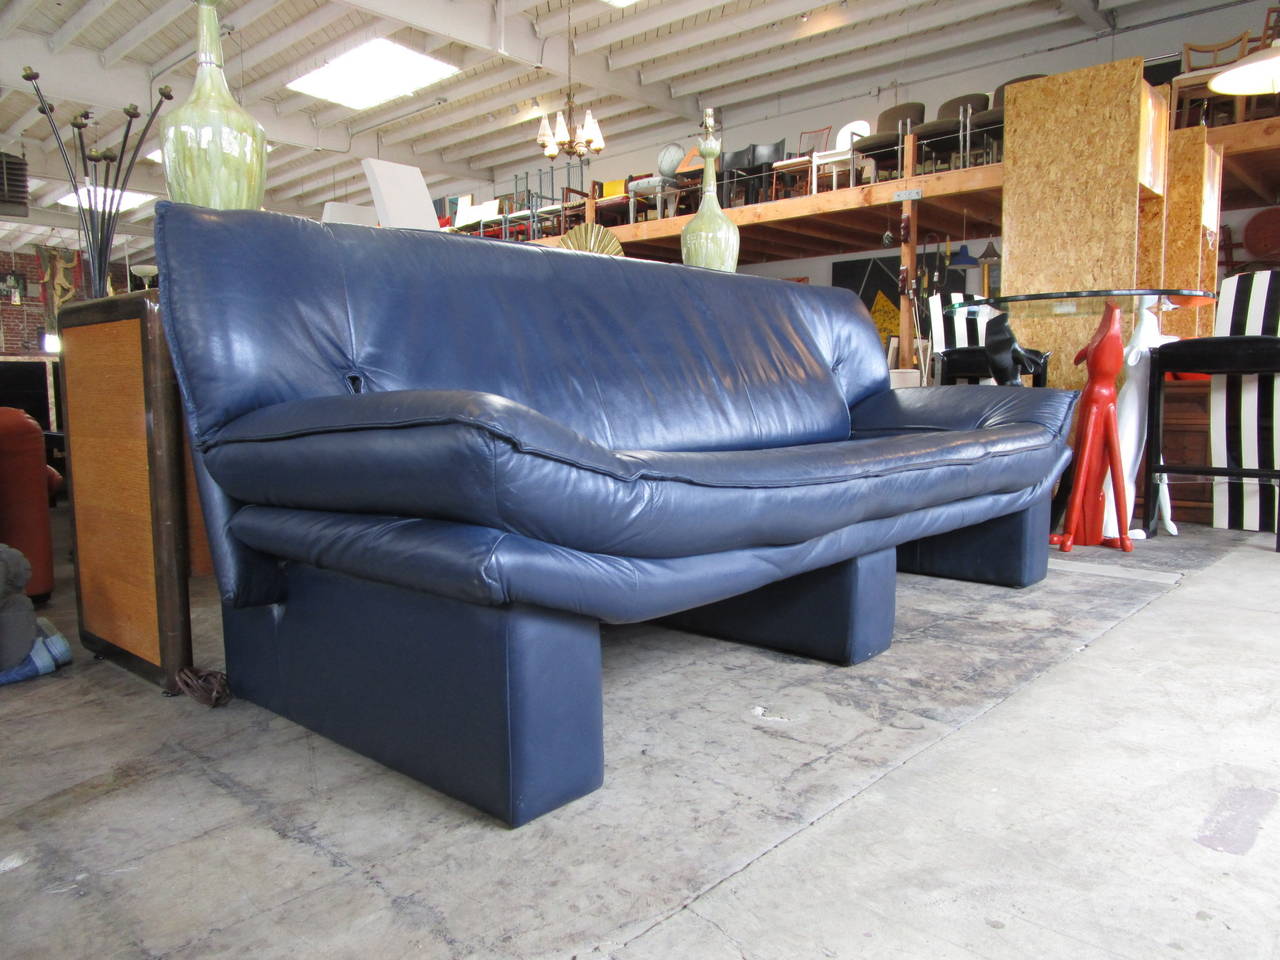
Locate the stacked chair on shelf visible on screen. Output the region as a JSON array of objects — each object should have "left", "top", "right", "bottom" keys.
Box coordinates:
[
  {"left": 912, "top": 94, "right": 989, "bottom": 173},
  {"left": 770, "top": 127, "right": 832, "bottom": 199},
  {"left": 811, "top": 121, "right": 873, "bottom": 192},
  {"left": 968, "top": 75, "right": 1046, "bottom": 164},
  {"left": 720, "top": 146, "right": 755, "bottom": 207},
  {"left": 846, "top": 103, "right": 925, "bottom": 182}
]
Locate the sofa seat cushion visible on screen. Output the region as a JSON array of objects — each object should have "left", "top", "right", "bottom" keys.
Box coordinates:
[
  {"left": 227, "top": 461, "right": 1065, "bottom": 624},
  {"left": 206, "top": 388, "right": 1070, "bottom": 558}
]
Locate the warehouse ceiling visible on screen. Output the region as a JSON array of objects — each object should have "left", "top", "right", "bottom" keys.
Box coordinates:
[{"left": 0, "top": 0, "right": 1221, "bottom": 259}]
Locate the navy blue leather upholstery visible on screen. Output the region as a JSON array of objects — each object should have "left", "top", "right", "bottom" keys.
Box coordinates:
[{"left": 154, "top": 202, "right": 1076, "bottom": 825}]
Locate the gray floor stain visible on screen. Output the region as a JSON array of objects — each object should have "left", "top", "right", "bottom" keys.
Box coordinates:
[{"left": 1195, "top": 786, "right": 1279, "bottom": 856}]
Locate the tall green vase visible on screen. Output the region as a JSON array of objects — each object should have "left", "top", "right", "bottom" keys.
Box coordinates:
[
  {"left": 680, "top": 108, "right": 739, "bottom": 273},
  {"left": 161, "top": 0, "right": 267, "bottom": 209}
]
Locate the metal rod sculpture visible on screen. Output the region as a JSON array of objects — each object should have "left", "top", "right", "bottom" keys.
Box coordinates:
[{"left": 22, "top": 67, "right": 172, "bottom": 298}]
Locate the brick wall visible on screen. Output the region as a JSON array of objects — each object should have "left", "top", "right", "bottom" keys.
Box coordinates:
[{"left": 0, "top": 251, "right": 127, "bottom": 355}]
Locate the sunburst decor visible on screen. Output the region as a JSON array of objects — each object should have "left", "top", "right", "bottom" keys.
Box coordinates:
[{"left": 560, "top": 223, "right": 624, "bottom": 257}]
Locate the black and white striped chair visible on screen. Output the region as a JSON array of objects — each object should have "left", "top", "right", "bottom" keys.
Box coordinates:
[
  {"left": 1143, "top": 269, "right": 1280, "bottom": 549},
  {"left": 927, "top": 293, "right": 996, "bottom": 385},
  {"left": 926, "top": 293, "right": 1050, "bottom": 387}
]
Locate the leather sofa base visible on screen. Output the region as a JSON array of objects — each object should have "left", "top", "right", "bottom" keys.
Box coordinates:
[
  {"left": 661, "top": 547, "right": 896, "bottom": 666},
  {"left": 222, "top": 563, "right": 604, "bottom": 827},
  {"left": 896, "top": 495, "right": 1051, "bottom": 588}
]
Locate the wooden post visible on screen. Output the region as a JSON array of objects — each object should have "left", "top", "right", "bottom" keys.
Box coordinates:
[{"left": 899, "top": 134, "right": 919, "bottom": 367}]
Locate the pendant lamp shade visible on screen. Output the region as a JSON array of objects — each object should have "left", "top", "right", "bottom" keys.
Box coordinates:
[
  {"left": 1208, "top": 41, "right": 1280, "bottom": 96},
  {"left": 951, "top": 244, "right": 981, "bottom": 269},
  {"left": 978, "top": 241, "right": 1001, "bottom": 263}
]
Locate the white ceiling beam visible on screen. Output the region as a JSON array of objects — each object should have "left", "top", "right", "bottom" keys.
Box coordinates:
[
  {"left": 271, "top": 158, "right": 363, "bottom": 199},
  {"left": 533, "top": 2, "right": 613, "bottom": 38},
  {"left": 670, "top": 0, "right": 1037, "bottom": 97},
  {"left": 102, "top": 0, "right": 190, "bottom": 67},
  {"left": 49, "top": 0, "right": 121, "bottom": 53},
  {"left": 1058, "top": 0, "right": 1115, "bottom": 30},
  {"left": 328, "top": 62, "right": 525, "bottom": 132},
  {"left": 0, "top": 0, "right": 41, "bottom": 40},
  {"left": 267, "top": 153, "right": 361, "bottom": 192},
  {"left": 226, "top": 3, "right": 357, "bottom": 77},
  {"left": 389, "top": 75, "right": 568, "bottom": 146},
  {"left": 151, "top": 0, "right": 289, "bottom": 79},
  {"left": 0, "top": 30, "right": 494, "bottom": 181},
  {"left": 642, "top": 0, "right": 933, "bottom": 84},
  {"left": 574, "top": 0, "right": 730, "bottom": 55},
  {"left": 611, "top": 0, "right": 828, "bottom": 71},
  {"left": 0, "top": 105, "right": 42, "bottom": 148},
  {"left": 3, "top": 205, "right": 155, "bottom": 237},
  {"left": 344, "top": 0, "right": 701, "bottom": 119},
  {"left": 709, "top": 4, "right": 1073, "bottom": 104},
  {"left": 239, "top": 18, "right": 402, "bottom": 106}
]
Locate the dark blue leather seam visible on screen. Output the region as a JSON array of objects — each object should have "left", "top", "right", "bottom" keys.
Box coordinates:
[
  {"left": 479, "top": 533, "right": 511, "bottom": 605},
  {"left": 213, "top": 414, "right": 1056, "bottom": 488}
]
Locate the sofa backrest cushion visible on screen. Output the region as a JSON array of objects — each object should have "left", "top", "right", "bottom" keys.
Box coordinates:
[{"left": 156, "top": 203, "right": 886, "bottom": 452}]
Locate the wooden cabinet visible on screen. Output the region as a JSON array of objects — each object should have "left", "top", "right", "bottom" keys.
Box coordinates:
[
  {"left": 58, "top": 292, "right": 208, "bottom": 692},
  {"left": 1137, "top": 379, "right": 1212, "bottom": 525}
]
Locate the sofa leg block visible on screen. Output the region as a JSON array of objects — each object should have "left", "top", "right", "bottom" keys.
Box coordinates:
[
  {"left": 897, "top": 495, "right": 1051, "bottom": 588},
  {"left": 660, "top": 548, "right": 896, "bottom": 666},
  {"left": 222, "top": 564, "right": 603, "bottom": 827}
]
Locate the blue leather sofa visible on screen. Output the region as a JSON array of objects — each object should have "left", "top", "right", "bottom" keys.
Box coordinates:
[{"left": 154, "top": 202, "right": 1077, "bottom": 826}]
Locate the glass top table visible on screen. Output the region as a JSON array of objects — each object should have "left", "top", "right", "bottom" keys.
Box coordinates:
[{"left": 945, "top": 288, "right": 1217, "bottom": 315}]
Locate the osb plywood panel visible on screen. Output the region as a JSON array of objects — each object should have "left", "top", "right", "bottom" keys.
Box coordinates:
[
  {"left": 62, "top": 319, "right": 161, "bottom": 666},
  {"left": 1139, "top": 83, "right": 1169, "bottom": 196},
  {"left": 1002, "top": 60, "right": 1145, "bottom": 296},
  {"left": 1164, "top": 127, "right": 1222, "bottom": 336},
  {"left": 1137, "top": 193, "right": 1165, "bottom": 289}
]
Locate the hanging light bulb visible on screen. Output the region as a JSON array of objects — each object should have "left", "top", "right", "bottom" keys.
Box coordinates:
[
  {"left": 582, "top": 110, "right": 604, "bottom": 152},
  {"left": 536, "top": 114, "right": 553, "bottom": 148}
]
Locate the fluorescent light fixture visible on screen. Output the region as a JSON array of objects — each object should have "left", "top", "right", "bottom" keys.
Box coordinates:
[
  {"left": 599, "top": 0, "right": 640, "bottom": 6},
  {"left": 56, "top": 186, "right": 154, "bottom": 212},
  {"left": 1209, "top": 41, "right": 1280, "bottom": 96},
  {"left": 286, "top": 38, "right": 460, "bottom": 110}
]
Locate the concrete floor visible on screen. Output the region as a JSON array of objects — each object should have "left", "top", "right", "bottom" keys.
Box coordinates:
[{"left": 1, "top": 511, "right": 1276, "bottom": 959}]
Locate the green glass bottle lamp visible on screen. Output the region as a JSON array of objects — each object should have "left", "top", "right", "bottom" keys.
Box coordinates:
[
  {"left": 161, "top": 0, "right": 267, "bottom": 209},
  {"left": 681, "top": 108, "right": 739, "bottom": 273}
]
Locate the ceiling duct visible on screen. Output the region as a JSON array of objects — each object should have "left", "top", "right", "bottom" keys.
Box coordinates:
[{"left": 0, "top": 153, "right": 30, "bottom": 218}]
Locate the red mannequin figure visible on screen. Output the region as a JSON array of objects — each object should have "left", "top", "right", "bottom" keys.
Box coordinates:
[{"left": 1052, "top": 302, "right": 1134, "bottom": 552}]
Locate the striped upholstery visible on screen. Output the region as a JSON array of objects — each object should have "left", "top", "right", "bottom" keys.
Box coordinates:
[
  {"left": 926, "top": 292, "right": 994, "bottom": 385},
  {"left": 1211, "top": 270, "right": 1280, "bottom": 533}
]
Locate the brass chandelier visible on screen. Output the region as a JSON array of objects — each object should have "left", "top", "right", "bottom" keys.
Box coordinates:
[{"left": 535, "top": 4, "right": 604, "bottom": 159}]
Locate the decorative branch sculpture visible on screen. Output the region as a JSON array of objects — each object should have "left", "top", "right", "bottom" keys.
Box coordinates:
[{"left": 22, "top": 67, "right": 172, "bottom": 298}]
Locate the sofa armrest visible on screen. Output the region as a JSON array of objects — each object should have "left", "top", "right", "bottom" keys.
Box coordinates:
[
  {"left": 211, "top": 389, "right": 626, "bottom": 476},
  {"left": 850, "top": 386, "right": 1078, "bottom": 441}
]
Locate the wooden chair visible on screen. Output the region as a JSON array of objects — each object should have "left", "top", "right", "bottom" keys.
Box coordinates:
[
  {"left": 1170, "top": 31, "right": 1251, "bottom": 128},
  {"left": 797, "top": 126, "right": 831, "bottom": 155}
]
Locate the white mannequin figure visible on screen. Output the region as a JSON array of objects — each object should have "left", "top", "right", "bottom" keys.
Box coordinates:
[{"left": 1103, "top": 297, "right": 1179, "bottom": 540}]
